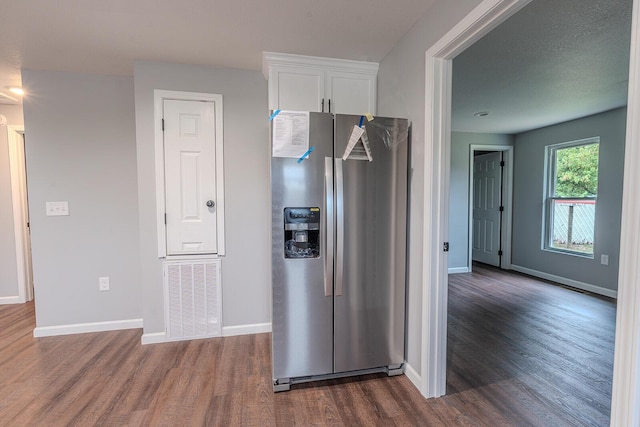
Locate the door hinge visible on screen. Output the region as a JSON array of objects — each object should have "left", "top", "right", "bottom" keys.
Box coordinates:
[
  {"left": 164, "top": 213, "right": 167, "bottom": 224},
  {"left": 499, "top": 206, "right": 504, "bottom": 212},
  {"left": 162, "top": 118, "right": 165, "bottom": 131},
  {"left": 498, "top": 250, "right": 503, "bottom": 256},
  {"left": 443, "top": 242, "right": 450, "bottom": 252},
  {"left": 500, "top": 160, "right": 505, "bottom": 167}
]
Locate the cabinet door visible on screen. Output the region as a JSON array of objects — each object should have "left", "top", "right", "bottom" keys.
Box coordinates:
[
  {"left": 269, "top": 66, "right": 325, "bottom": 112},
  {"left": 326, "top": 71, "right": 377, "bottom": 115}
]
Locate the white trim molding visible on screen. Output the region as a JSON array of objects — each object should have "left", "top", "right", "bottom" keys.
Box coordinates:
[
  {"left": 141, "top": 332, "right": 168, "bottom": 345},
  {"left": 403, "top": 362, "right": 422, "bottom": 390},
  {"left": 262, "top": 52, "right": 378, "bottom": 79},
  {"left": 153, "top": 90, "right": 226, "bottom": 258},
  {"left": 448, "top": 267, "right": 470, "bottom": 274},
  {"left": 222, "top": 322, "right": 271, "bottom": 337},
  {"left": 510, "top": 265, "right": 617, "bottom": 299},
  {"left": 0, "top": 296, "right": 23, "bottom": 305},
  {"left": 7, "top": 124, "right": 30, "bottom": 304},
  {"left": 422, "top": 0, "right": 533, "bottom": 399},
  {"left": 33, "top": 319, "right": 143, "bottom": 338},
  {"left": 611, "top": 0, "right": 640, "bottom": 424},
  {"left": 140, "top": 322, "right": 272, "bottom": 345}
]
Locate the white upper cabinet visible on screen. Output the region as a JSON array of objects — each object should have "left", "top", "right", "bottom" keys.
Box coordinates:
[{"left": 263, "top": 52, "right": 378, "bottom": 115}]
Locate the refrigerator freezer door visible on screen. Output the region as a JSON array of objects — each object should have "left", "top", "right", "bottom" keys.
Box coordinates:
[
  {"left": 272, "top": 112, "right": 335, "bottom": 380},
  {"left": 333, "top": 115, "right": 408, "bottom": 373}
]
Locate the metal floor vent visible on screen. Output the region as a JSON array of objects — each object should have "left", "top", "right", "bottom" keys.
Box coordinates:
[{"left": 164, "top": 259, "right": 222, "bottom": 341}]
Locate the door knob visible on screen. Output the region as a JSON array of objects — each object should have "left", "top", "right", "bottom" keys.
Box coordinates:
[{"left": 206, "top": 200, "right": 215, "bottom": 208}]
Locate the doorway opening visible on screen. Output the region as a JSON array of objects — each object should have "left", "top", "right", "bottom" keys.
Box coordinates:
[
  {"left": 468, "top": 145, "right": 513, "bottom": 271},
  {"left": 7, "top": 125, "right": 34, "bottom": 304},
  {"left": 422, "top": 0, "right": 639, "bottom": 423},
  {"left": 152, "top": 90, "right": 226, "bottom": 258}
]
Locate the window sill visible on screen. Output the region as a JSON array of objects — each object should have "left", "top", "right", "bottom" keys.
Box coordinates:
[{"left": 542, "top": 247, "right": 594, "bottom": 259}]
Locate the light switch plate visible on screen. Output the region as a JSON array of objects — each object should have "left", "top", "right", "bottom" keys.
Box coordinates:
[
  {"left": 46, "top": 201, "right": 69, "bottom": 216},
  {"left": 601, "top": 254, "right": 609, "bottom": 265}
]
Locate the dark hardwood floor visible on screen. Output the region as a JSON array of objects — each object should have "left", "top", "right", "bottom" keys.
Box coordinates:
[{"left": 0, "top": 264, "right": 615, "bottom": 426}]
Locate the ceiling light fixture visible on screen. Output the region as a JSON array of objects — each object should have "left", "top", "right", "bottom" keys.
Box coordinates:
[
  {"left": 473, "top": 111, "right": 489, "bottom": 117},
  {"left": 8, "top": 87, "right": 24, "bottom": 96}
]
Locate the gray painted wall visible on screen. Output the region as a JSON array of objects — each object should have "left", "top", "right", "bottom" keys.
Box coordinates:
[
  {"left": 0, "top": 105, "right": 24, "bottom": 298},
  {"left": 449, "top": 132, "right": 513, "bottom": 270},
  {"left": 133, "top": 61, "right": 271, "bottom": 334},
  {"left": 21, "top": 70, "right": 142, "bottom": 326},
  {"left": 377, "top": 0, "right": 484, "bottom": 376},
  {"left": 512, "top": 107, "right": 626, "bottom": 291}
]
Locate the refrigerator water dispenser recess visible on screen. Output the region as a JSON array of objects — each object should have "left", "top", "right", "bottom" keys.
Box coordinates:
[{"left": 284, "top": 207, "right": 320, "bottom": 258}]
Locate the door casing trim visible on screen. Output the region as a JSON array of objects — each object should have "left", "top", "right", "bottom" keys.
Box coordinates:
[
  {"left": 420, "top": 0, "right": 533, "bottom": 399},
  {"left": 7, "top": 124, "right": 31, "bottom": 304}
]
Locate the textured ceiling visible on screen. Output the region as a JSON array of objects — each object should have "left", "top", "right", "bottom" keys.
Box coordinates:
[
  {"left": 452, "top": 0, "right": 632, "bottom": 134},
  {"left": 0, "top": 0, "right": 435, "bottom": 104}
]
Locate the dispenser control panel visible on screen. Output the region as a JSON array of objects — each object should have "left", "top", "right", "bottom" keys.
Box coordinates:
[{"left": 284, "top": 207, "right": 320, "bottom": 258}]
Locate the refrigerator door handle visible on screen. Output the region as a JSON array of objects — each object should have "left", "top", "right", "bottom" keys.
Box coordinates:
[
  {"left": 324, "top": 157, "right": 334, "bottom": 297},
  {"left": 335, "top": 158, "right": 344, "bottom": 296}
]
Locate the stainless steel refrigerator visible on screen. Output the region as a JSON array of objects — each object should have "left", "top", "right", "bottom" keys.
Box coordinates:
[{"left": 270, "top": 112, "right": 409, "bottom": 391}]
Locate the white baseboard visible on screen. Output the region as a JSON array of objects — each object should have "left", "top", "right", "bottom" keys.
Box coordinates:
[
  {"left": 0, "top": 295, "right": 24, "bottom": 305},
  {"left": 140, "top": 322, "right": 272, "bottom": 345},
  {"left": 33, "top": 318, "right": 143, "bottom": 338},
  {"left": 404, "top": 362, "right": 421, "bottom": 392},
  {"left": 448, "top": 267, "right": 470, "bottom": 274},
  {"left": 141, "top": 332, "right": 167, "bottom": 345},
  {"left": 510, "top": 265, "right": 617, "bottom": 299},
  {"left": 222, "top": 322, "right": 271, "bottom": 337}
]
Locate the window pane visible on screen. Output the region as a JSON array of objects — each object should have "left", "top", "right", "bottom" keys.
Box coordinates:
[
  {"left": 551, "top": 199, "right": 595, "bottom": 254},
  {"left": 554, "top": 143, "right": 599, "bottom": 197}
]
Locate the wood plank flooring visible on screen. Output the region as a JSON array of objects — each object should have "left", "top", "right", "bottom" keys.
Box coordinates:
[
  {"left": 0, "top": 264, "right": 615, "bottom": 426},
  {"left": 447, "top": 263, "right": 615, "bottom": 426}
]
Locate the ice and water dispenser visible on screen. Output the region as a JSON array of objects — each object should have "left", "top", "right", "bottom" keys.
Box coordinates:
[{"left": 284, "top": 207, "right": 320, "bottom": 258}]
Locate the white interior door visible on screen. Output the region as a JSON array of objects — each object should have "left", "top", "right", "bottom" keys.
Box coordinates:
[
  {"left": 164, "top": 99, "right": 218, "bottom": 255},
  {"left": 472, "top": 151, "right": 502, "bottom": 266}
]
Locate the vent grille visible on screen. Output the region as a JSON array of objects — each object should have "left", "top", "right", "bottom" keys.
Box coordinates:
[{"left": 164, "top": 259, "right": 221, "bottom": 340}]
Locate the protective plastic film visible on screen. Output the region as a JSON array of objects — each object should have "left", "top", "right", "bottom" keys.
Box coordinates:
[{"left": 367, "top": 116, "right": 410, "bottom": 150}]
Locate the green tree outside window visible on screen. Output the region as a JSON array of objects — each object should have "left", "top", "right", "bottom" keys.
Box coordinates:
[{"left": 554, "top": 143, "right": 599, "bottom": 197}]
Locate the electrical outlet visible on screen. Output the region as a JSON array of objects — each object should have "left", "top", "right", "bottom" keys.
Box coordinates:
[
  {"left": 99, "top": 276, "right": 110, "bottom": 291},
  {"left": 601, "top": 254, "right": 609, "bottom": 265}
]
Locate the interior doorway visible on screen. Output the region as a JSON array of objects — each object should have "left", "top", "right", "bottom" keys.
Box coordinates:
[
  {"left": 423, "top": 0, "right": 640, "bottom": 422},
  {"left": 468, "top": 145, "right": 513, "bottom": 271},
  {"left": 8, "top": 125, "right": 34, "bottom": 303}
]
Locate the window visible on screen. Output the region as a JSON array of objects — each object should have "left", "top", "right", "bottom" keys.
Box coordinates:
[{"left": 544, "top": 137, "right": 599, "bottom": 256}]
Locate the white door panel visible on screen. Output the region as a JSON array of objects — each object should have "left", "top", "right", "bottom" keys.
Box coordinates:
[
  {"left": 164, "top": 99, "right": 218, "bottom": 255},
  {"left": 472, "top": 152, "right": 502, "bottom": 266}
]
